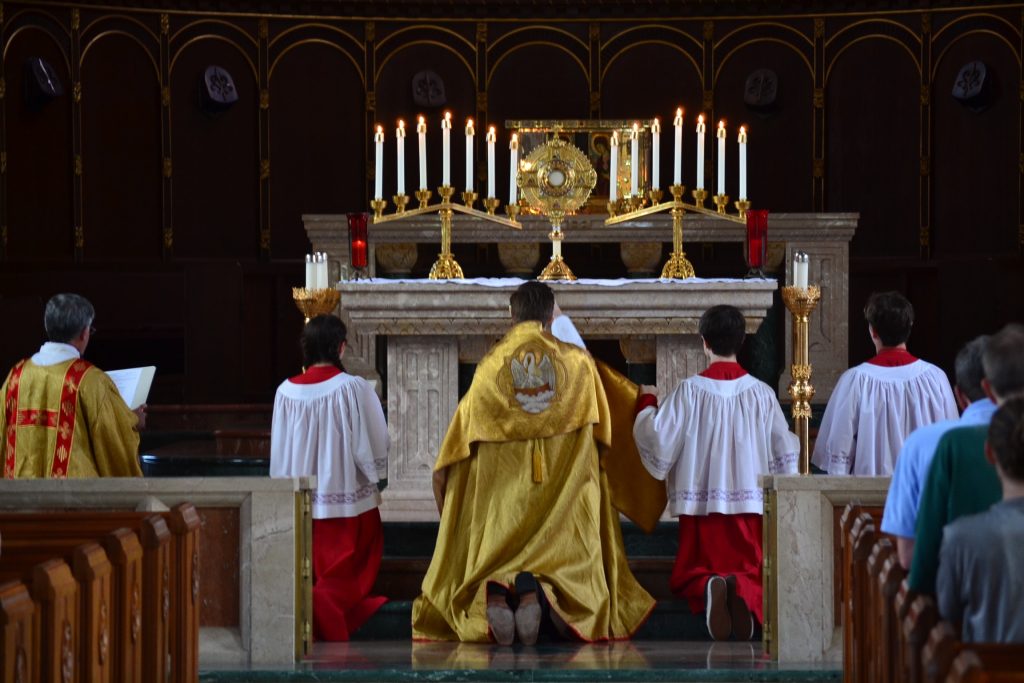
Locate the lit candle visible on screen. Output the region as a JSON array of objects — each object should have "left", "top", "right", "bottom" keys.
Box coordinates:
[
  {"left": 696, "top": 115, "right": 706, "bottom": 190},
  {"left": 417, "top": 116, "right": 427, "bottom": 191},
  {"left": 794, "top": 251, "right": 809, "bottom": 289},
  {"left": 320, "top": 253, "right": 327, "bottom": 289},
  {"left": 465, "top": 119, "right": 475, "bottom": 192},
  {"left": 716, "top": 120, "right": 726, "bottom": 196},
  {"left": 738, "top": 126, "right": 748, "bottom": 200},
  {"left": 373, "top": 125, "right": 384, "bottom": 200},
  {"left": 305, "top": 254, "right": 313, "bottom": 290},
  {"left": 441, "top": 112, "right": 451, "bottom": 187},
  {"left": 509, "top": 133, "right": 519, "bottom": 206},
  {"left": 673, "top": 108, "right": 683, "bottom": 186},
  {"left": 630, "top": 122, "right": 640, "bottom": 197},
  {"left": 609, "top": 131, "right": 619, "bottom": 202},
  {"left": 396, "top": 120, "right": 406, "bottom": 196},
  {"left": 486, "top": 126, "right": 496, "bottom": 198},
  {"left": 651, "top": 118, "right": 661, "bottom": 191}
]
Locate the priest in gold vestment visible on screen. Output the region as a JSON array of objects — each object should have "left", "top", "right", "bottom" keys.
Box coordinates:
[
  {"left": 412, "top": 282, "right": 656, "bottom": 644},
  {"left": 0, "top": 293, "right": 142, "bottom": 478}
]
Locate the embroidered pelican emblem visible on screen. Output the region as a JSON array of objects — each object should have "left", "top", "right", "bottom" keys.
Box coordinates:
[{"left": 510, "top": 351, "right": 557, "bottom": 413}]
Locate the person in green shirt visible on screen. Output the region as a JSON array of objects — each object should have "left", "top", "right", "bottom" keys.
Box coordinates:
[{"left": 909, "top": 323, "right": 1024, "bottom": 594}]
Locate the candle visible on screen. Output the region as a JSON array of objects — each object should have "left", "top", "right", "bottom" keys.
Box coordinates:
[
  {"left": 465, "top": 119, "right": 475, "bottom": 192},
  {"left": 794, "top": 251, "right": 809, "bottom": 289},
  {"left": 320, "top": 253, "right": 328, "bottom": 289},
  {"left": 696, "top": 115, "right": 706, "bottom": 190},
  {"left": 441, "top": 112, "right": 451, "bottom": 187},
  {"left": 673, "top": 108, "right": 683, "bottom": 186},
  {"left": 609, "top": 131, "right": 619, "bottom": 202},
  {"left": 716, "top": 120, "right": 726, "bottom": 196},
  {"left": 396, "top": 120, "right": 406, "bottom": 196},
  {"left": 305, "top": 254, "right": 313, "bottom": 290},
  {"left": 486, "top": 126, "right": 496, "bottom": 198},
  {"left": 651, "top": 118, "right": 661, "bottom": 191},
  {"left": 509, "top": 133, "right": 519, "bottom": 206},
  {"left": 738, "top": 126, "right": 748, "bottom": 200},
  {"left": 373, "top": 126, "right": 384, "bottom": 200},
  {"left": 630, "top": 122, "right": 640, "bottom": 197},
  {"left": 417, "top": 116, "right": 427, "bottom": 191}
]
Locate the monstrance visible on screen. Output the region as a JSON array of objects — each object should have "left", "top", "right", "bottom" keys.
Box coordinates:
[{"left": 517, "top": 137, "right": 597, "bottom": 281}]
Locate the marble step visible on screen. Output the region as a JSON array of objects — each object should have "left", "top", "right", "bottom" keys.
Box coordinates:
[{"left": 353, "top": 599, "right": 721, "bottom": 642}]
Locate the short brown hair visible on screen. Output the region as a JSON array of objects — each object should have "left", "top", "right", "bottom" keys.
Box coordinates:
[
  {"left": 864, "top": 291, "right": 914, "bottom": 347},
  {"left": 510, "top": 281, "right": 554, "bottom": 324},
  {"left": 982, "top": 323, "right": 1024, "bottom": 399},
  {"left": 988, "top": 397, "right": 1024, "bottom": 482}
]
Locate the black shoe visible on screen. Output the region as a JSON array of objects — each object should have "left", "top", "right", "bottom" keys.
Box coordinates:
[
  {"left": 725, "top": 575, "right": 754, "bottom": 641},
  {"left": 705, "top": 575, "right": 731, "bottom": 641}
]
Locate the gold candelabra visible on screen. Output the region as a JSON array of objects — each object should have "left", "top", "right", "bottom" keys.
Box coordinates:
[
  {"left": 371, "top": 186, "right": 520, "bottom": 278},
  {"left": 606, "top": 185, "right": 749, "bottom": 278},
  {"left": 292, "top": 287, "right": 341, "bottom": 324},
  {"left": 781, "top": 285, "right": 821, "bottom": 475}
]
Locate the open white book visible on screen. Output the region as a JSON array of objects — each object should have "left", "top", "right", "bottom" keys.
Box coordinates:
[{"left": 105, "top": 366, "right": 156, "bottom": 410}]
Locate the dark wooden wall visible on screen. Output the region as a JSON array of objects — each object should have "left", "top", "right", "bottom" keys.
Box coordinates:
[{"left": 1, "top": 2, "right": 1021, "bottom": 402}]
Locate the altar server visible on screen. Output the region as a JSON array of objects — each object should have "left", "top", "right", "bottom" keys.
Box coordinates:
[
  {"left": 633, "top": 304, "right": 800, "bottom": 641},
  {"left": 812, "top": 291, "right": 956, "bottom": 475},
  {"left": 270, "top": 314, "right": 389, "bottom": 641}
]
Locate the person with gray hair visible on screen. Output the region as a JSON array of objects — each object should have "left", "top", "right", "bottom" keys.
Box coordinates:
[
  {"left": 909, "top": 323, "right": 1024, "bottom": 594},
  {"left": 881, "top": 335, "right": 997, "bottom": 569},
  {"left": 0, "top": 293, "right": 143, "bottom": 477}
]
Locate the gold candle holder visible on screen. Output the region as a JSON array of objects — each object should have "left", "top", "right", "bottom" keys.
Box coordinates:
[
  {"left": 392, "top": 194, "right": 409, "bottom": 215},
  {"left": 461, "top": 190, "right": 478, "bottom": 210},
  {"left": 692, "top": 188, "right": 708, "bottom": 208},
  {"left": 415, "top": 189, "right": 432, "bottom": 209},
  {"left": 660, "top": 184, "right": 695, "bottom": 279},
  {"left": 735, "top": 199, "right": 751, "bottom": 221},
  {"left": 537, "top": 227, "right": 576, "bottom": 281},
  {"left": 428, "top": 185, "right": 463, "bottom": 279},
  {"left": 505, "top": 203, "right": 520, "bottom": 222},
  {"left": 370, "top": 198, "right": 387, "bottom": 220},
  {"left": 625, "top": 194, "right": 646, "bottom": 212},
  {"left": 292, "top": 287, "right": 341, "bottom": 324},
  {"left": 781, "top": 285, "right": 822, "bottom": 475},
  {"left": 607, "top": 200, "right": 619, "bottom": 218},
  {"left": 648, "top": 189, "right": 664, "bottom": 206},
  {"left": 713, "top": 194, "right": 730, "bottom": 214},
  {"left": 483, "top": 197, "right": 501, "bottom": 216}
]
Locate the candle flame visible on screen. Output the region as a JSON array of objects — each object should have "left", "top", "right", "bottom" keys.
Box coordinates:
[
  {"left": 698, "top": 114, "right": 704, "bottom": 123},
  {"left": 419, "top": 116, "right": 425, "bottom": 124},
  {"left": 740, "top": 125, "right": 746, "bottom": 134},
  {"left": 512, "top": 133, "right": 518, "bottom": 142},
  {"left": 398, "top": 119, "right": 405, "bottom": 128},
  {"left": 444, "top": 111, "right": 451, "bottom": 120},
  {"left": 376, "top": 125, "right": 383, "bottom": 134},
  {"left": 611, "top": 131, "right": 619, "bottom": 145},
  {"left": 467, "top": 118, "right": 473, "bottom": 127},
  {"left": 676, "top": 107, "right": 683, "bottom": 116},
  {"left": 718, "top": 120, "right": 725, "bottom": 128},
  {"left": 489, "top": 126, "right": 496, "bottom": 134}
]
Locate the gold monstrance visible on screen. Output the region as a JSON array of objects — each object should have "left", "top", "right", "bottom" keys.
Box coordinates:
[{"left": 517, "top": 137, "right": 597, "bottom": 281}]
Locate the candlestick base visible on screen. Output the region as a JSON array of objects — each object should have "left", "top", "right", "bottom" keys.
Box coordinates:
[
  {"left": 483, "top": 197, "right": 501, "bottom": 216},
  {"left": 648, "top": 189, "right": 664, "bottom": 206},
  {"left": 428, "top": 253, "right": 464, "bottom": 280},
  {"left": 370, "top": 199, "right": 387, "bottom": 220},
  {"left": 713, "top": 194, "right": 730, "bottom": 214},
  {"left": 692, "top": 188, "right": 708, "bottom": 207},
  {"left": 505, "top": 203, "right": 520, "bottom": 223},
  {"left": 735, "top": 198, "right": 751, "bottom": 221},
  {"left": 660, "top": 252, "right": 695, "bottom": 280},
  {"left": 461, "top": 190, "right": 478, "bottom": 210},
  {"left": 415, "top": 189, "right": 432, "bottom": 209},
  {"left": 625, "top": 194, "right": 645, "bottom": 212},
  {"left": 291, "top": 287, "right": 341, "bottom": 324},
  {"left": 392, "top": 195, "right": 409, "bottom": 215},
  {"left": 537, "top": 254, "right": 576, "bottom": 281}
]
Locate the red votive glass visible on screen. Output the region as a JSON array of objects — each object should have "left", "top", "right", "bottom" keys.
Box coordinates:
[
  {"left": 745, "top": 209, "right": 769, "bottom": 276},
  {"left": 347, "top": 212, "right": 369, "bottom": 270}
]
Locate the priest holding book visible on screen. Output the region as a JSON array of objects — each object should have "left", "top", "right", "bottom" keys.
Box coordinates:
[{"left": 0, "top": 293, "right": 144, "bottom": 477}]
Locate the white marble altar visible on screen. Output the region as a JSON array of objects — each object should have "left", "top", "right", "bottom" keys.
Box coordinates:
[
  {"left": 760, "top": 474, "right": 890, "bottom": 663},
  {"left": 0, "top": 477, "right": 313, "bottom": 666},
  {"left": 337, "top": 278, "right": 776, "bottom": 521}
]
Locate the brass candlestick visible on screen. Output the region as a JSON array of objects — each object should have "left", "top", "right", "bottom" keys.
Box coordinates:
[
  {"left": 505, "top": 203, "right": 520, "bottom": 221},
  {"left": 781, "top": 285, "right": 822, "bottom": 475},
  {"left": 735, "top": 199, "right": 751, "bottom": 221},
  {"left": 538, "top": 223, "right": 575, "bottom": 281},
  {"left": 713, "top": 194, "right": 730, "bottom": 214},
  {"left": 692, "top": 188, "right": 708, "bottom": 208},
  {"left": 415, "top": 189, "right": 432, "bottom": 209},
  {"left": 661, "top": 184, "right": 694, "bottom": 279},
  {"left": 370, "top": 199, "right": 387, "bottom": 220},
  {"left": 461, "top": 190, "right": 478, "bottom": 210},
  {"left": 429, "top": 185, "right": 463, "bottom": 279},
  {"left": 292, "top": 287, "right": 341, "bottom": 324},
  {"left": 483, "top": 197, "right": 501, "bottom": 216},
  {"left": 393, "top": 194, "right": 409, "bottom": 214}
]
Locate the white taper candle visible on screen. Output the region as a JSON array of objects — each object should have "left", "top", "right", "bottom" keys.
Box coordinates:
[
  {"left": 396, "top": 120, "right": 406, "bottom": 196},
  {"left": 441, "top": 111, "right": 451, "bottom": 187},
  {"left": 509, "top": 133, "right": 519, "bottom": 206},
  {"left": 486, "top": 127, "right": 496, "bottom": 198},
  {"left": 651, "top": 118, "right": 661, "bottom": 191},
  {"left": 374, "top": 126, "right": 384, "bottom": 200},
  {"left": 696, "top": 115, "right": 706, "bottom": 190},
  {"left": 673, "top": 108, "right": 683, "bottom": 186},
  {"left": 465, "top": 119, "right": 474, "bottom": 192},
  {"left": 738, "top": 126, "right": 748, "bottom": 200},
  {"left": 717, "top": 120, "right": 726, "bottom": 196},
  {"left": 417, "top": 116, "right": 427, "bottom": 191},
  {"left": 609, "top": 131, "right": 619, "bottom": 202}
]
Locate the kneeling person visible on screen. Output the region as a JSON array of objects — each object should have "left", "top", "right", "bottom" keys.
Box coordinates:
[{"left": 633, "top": 305, "right": 799, "bottom": 640}]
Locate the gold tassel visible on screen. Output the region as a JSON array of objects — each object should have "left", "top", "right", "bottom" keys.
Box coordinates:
[{"left": 532, "top": 440, "right": 544, "bottom": 483}]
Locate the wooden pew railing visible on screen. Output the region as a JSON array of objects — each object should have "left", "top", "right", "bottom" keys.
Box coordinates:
[{"left": 0, "top": 503, "right": 200, "bottom": 683}]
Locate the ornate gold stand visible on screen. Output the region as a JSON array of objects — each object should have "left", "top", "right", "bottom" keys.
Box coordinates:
[
  {"left": 372, "top": 185, "right": 520, "bottom": 279},
  {"left": 661, "top": 184, "right": 694, "bottom": 279},
  {"left": 291, "top": 287, "right": 341, "bottom": 324},
  {"left": 538, "top": 223, "right": 576, "bottom": 281},
  {"left": 781, "top": 285, "right": 821, "bottom": 474}
]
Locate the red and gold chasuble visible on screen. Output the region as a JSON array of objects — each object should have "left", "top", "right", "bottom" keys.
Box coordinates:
[{"left": 1, "top": 358, "right": 142, "bottom": 478}]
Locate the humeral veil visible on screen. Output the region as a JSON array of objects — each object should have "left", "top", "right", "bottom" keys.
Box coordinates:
[{"left": 412, "top": 320, "right": 661, "bottom": 642}]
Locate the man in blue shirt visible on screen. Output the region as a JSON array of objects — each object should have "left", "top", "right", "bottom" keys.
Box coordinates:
[{"left": 881, "top": 335, "right": 996, "bottom": 569}]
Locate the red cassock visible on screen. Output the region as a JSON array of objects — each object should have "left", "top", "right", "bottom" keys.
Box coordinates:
[{"left": 312, "top": 510, "right": 388, "bottom": 641}]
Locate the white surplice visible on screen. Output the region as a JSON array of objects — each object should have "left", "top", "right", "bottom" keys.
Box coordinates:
[
  {"left": 633, "top": 373, "right": 800, "bottom": 516},
  {"left": 271, "top": 373, "right": 389, "bottom": 519},
  {"left": 811, "top": 360, "right": 957, "bottom": 476}
]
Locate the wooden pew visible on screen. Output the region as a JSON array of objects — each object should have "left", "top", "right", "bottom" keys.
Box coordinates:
[
  {"left": 0, "top": 580, "right": 36, "bottom": 683},
  {"left": 877, "top": 548, "right": 907, "bottom": 683},
  {"left": 923, "top": 621, "right": 1024, "bottom": 683},
  {"left": 903, "top": 594, "right": 939, "bottom": 683},
  {"left": 894, "top": 579, "right": 918, "bottom": 682},
  {"left": 0, "top": 507, "right": 194, "bottom": 683},
  {"left": 839, "top": 502, "right": 863, "bottom": 683},
  {"left": 847, "top": 512, "right": 877, "bottom": 683},
  {"left": 948, "top": 650, "right": 1024, "bottom": 683},
  {"left": 866, "top": 538, "right": 895, "bottom": 683}
]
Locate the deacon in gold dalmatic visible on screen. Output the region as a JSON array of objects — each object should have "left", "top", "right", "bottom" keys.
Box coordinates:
[{"left": 412, "top": 320, "right": 658, "bottom": 642}]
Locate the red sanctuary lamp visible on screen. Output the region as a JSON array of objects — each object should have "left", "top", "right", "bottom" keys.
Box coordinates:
[
  {"left": 745, "top": 209, "right": 768, "bottom": 278},
  {"left": 347, "top": 212, "right": 369, "bottom": 277}
]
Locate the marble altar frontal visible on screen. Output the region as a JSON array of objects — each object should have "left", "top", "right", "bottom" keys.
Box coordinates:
[{"left": 337, "top": 277, "right": 776, "bottom": 521}]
